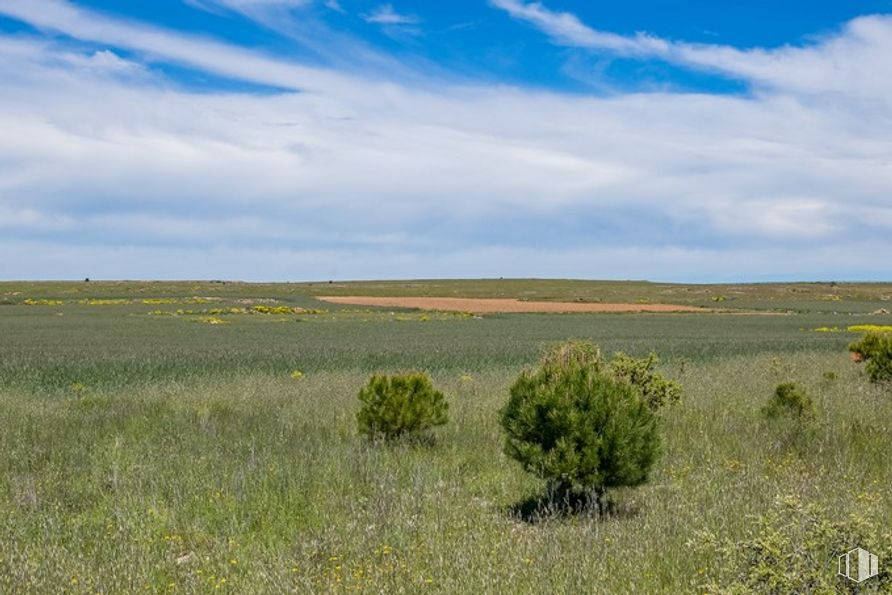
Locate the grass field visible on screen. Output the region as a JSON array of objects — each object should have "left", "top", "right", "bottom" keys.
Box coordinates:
[{"left": 1, "top": 280, "right": 891, "bottom": 593}]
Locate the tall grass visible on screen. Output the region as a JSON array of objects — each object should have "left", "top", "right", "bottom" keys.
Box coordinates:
[{"left": 1, "top": 351, "right": 890, "bottom": 593}]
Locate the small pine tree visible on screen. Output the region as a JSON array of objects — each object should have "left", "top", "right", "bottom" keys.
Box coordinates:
[
  {"left": 850, "top": 333, "right": 892, "bottom": 384},
  {"left": 762, "top": 382, "right": 814, "bottom": 420},
  {"left": 500, "top": 342, "right": 662, "bottom": 507},
  {"left": 357, "top": 373, "right": 448, "bottom": 441}
]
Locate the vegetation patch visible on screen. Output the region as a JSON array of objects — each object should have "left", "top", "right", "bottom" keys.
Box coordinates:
[
  {"left": 762, "top": 382, "right": 814, "bottom": 420},
  {"left": 848, "top": 324, "right": 892, "bottom": 333},
  {"left": 850, "top": 332, "right": 892, "bottom": 383},
  {"left": 609, "top": 351, "right": 682, "bottom": 410},
  {"left": 148, "top": 306, "right": 322, "bottom": 318},
  {"left": 318, "top": 296, "right": 712, "bottom": 313},
  {"left": 694, "top": 493, "right": 892, "bottom": 593},
  {"left": 22, "top": 298, "right": 64, "bottom": 306},
  {"left": 357, "top": 373, "right": 449, "bottom": 441},
  {"left": 3, "top": 280, "right": 892, "bottom": 592},
  {"left": 500, "top": 341, "right": 675, "bottom": 515}
]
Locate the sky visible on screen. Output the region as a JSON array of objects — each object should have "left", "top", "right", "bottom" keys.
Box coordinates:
[{"left": 0, "top": 1, "right": 891, "bottom": 282}]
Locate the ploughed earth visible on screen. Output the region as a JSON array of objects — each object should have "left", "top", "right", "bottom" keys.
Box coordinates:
[{"left": 315, "top": 296, "right": 711, "bottom": 314}]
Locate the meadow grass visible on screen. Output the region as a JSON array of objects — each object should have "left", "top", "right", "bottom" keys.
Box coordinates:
[
  {"left": 1, "top": 282, "right": 892, "bottom": 592},
  {"left": 2, "top": 358, "right": 891, "bottom": 593}
]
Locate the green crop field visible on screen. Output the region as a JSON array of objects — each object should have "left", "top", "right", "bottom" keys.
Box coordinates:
[{"left": 1, "top": 280, "right": 891, "bottom": 593}]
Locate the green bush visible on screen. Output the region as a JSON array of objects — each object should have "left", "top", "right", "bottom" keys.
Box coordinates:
[
  {"left": 536, "top": 341, "right": 683, "bottom": 411},
  {"left": 694, "top": 494, "right": 892, "bottom": 593},
  {"left": 500, "top": 342, "right": 661, "bottom": 505},
  {"left": 539, "top": 340, "right": 604, "bottom": 371},
  {"left": 762, "top": 382, "right": 814, "bottom": 420},
  {"left": 357, "top": 372, "right": 448, "bottom": 441},
  {"left": 609, "top": 351, "right": 682, "bottom": 411},
  {"left": 850, "top": 332, "right": 892, "bottom": 383}
]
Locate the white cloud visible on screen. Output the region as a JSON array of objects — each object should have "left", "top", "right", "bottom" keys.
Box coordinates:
[
  {"left": 0, "top": 0, "right": 351, "bottom": 93},
  {"left": 490, "top": 0, "right": 668, "bottom": 55},
  {"left": 219, "top": 0, "right": 311, "bottom": 8},
  {"left": 362, "top": 4, "right": 419, "bottom": 26},
  {"left": 186, "top": 0, "right": 311, "bottom": 13},
  {"left": 183, "top": 0, "right": 423, "bottom": 80},
  {"left": 0, "top": 206, "right": 75, "bottom": 231},
  {"left": 186, "top": 0, "right": 313, "bottom": 17},
  {"left": 492, "top": 0, "right": 892, "bottom": 104},
  {"left": 0, "top": 1, "right": 890, "bottom": 280}
]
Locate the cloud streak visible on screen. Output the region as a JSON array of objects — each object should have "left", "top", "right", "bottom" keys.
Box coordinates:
[
  {"left": 362, "top": 4, "right": 420, "bottom": 26},
  {"left": 183, "top": 0, "right": 420, "bottom": 77},
  {"left": 490, "top": 0, "right": 668, "bottom": 55},
  {"left": 491, "top": 0, "right": 892, "bottom": 102},
  {"left": 0, "top": 0, "right": 354, "bottom": 93}
]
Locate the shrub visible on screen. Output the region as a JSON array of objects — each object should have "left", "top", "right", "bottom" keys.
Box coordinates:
[
  {"left": 850, "top": 332, "right": 892, "bottom": 383},
  {"left": 609, "top": 352, "right": 682, "bottom": 411},
  {"left": 357, "top": 373, "right": 448, "bottom": 441},
  {"left": 540, "top": 340, "right": 604, "bottom": 371},
  {"left": 693, "top": 494, "right": 892, "bottom": 593},
  {"left": 536, "top": 341, "right": 683, "bottom": 412},
  {"left": 762, "top": 382, "right": 814, "bottom": 420},
  {"left": 500, "top": 342, "right": 661, "bottom": 506}
]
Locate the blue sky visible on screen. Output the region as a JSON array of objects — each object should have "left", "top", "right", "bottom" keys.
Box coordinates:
[{"left": 1, "top": 1, "right": 891, "bottom": 281}]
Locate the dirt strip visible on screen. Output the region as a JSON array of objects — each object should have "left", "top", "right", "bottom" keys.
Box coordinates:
[{"left": 316, "top": 296, "right": 712, "bottom": 314}]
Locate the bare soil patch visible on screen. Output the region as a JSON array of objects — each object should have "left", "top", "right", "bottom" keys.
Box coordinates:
[{"left": 316, "top": 296, "right": 712, "bottom": 314}]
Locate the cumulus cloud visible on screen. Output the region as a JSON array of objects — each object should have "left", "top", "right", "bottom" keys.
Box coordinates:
[{"left": 0, "top": 0, "right": 890, "bottom": 280}]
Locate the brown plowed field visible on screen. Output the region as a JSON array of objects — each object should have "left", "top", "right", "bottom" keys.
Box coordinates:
[{"left": 316, "top": 296, "right": 711, "bottom": 313}]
